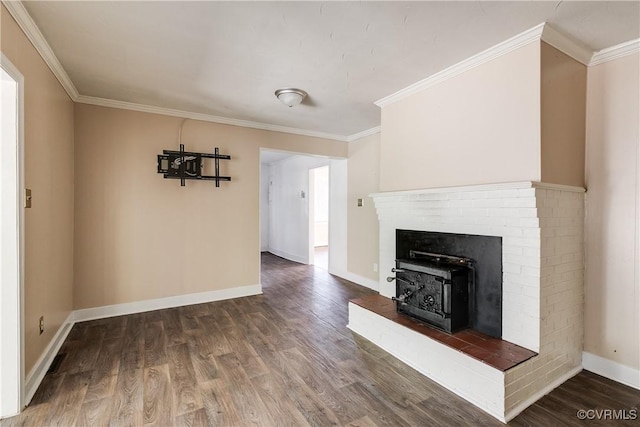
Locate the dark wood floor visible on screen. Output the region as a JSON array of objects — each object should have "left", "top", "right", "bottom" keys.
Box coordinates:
[{"left": 3, "top": 253, "right": 639, "bottom": 426}]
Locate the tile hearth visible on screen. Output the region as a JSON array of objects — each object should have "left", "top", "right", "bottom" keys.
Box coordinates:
[{"left": 350, "top": 295, "right": 536, "bottom": 371}]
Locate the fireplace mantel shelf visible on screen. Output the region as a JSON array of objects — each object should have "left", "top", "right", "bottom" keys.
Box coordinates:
[{"left": 350, "top": 295, "right": 537, "bottom": 371}]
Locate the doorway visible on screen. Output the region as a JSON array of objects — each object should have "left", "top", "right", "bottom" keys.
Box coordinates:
[
  {"left": 309, "top": 165, "right": 329, "bottom": 270},
  {"left": 1, "top": 55, "right": 25, "bottom": 418}
]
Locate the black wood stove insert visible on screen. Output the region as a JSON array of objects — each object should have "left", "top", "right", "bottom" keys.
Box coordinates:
[
  {"left": 389, "top": 250, "right": 474, "bottom": 334},
  {"left": 395, "top": 230, "right": 503, "bottom": 338}
]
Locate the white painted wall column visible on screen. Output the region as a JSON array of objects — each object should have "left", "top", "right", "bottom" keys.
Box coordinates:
[{"left": 328, "top": 159, "right": 348, "bottom": 276}]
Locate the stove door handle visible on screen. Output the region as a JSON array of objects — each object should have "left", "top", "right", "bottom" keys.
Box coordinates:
[{"left": 391, "top": 268, "right": 405, "bottom": 273}]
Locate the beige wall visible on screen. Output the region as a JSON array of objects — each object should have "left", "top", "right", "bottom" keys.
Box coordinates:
[
  {"left": 585, "top": 52, "right": 639, "bottom": 369},
  {"left": 347, "top": 133, "right": 380, "bottom": 282},
  {"left": 73, "top": 104, "right": 346, "bottom": 309},
  {"left": 380, "top": 42, "right": 541, "bottom": 192},
  {"left": 540, "top": 42, "right": 586, "bottom": 187},
  {"left": 1, "top": 6, "right": 75, "bottom": 374}
]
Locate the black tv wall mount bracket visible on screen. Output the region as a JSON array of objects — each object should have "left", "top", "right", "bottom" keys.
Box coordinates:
[{"left": 157, "top": 144, "right": 231, "bottom": 187}]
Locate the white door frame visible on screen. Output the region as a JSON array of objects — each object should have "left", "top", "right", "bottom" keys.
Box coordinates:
[
  {"left": 0, "top": 53, "right": 25, "bottom": 418},
  {"left": 308, "top": 165, "right": 330, "bottom": 266}
]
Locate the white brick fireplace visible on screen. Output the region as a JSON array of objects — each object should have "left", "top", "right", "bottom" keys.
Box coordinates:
[{"left": 347, "top": 181, "right": 585, "bottom": 422}]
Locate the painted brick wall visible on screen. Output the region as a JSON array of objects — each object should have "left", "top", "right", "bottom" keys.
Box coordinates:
[{"left": 504, "top": 187, "right": 584, "bottom": 415}]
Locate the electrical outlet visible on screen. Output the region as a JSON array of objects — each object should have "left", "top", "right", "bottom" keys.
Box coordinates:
[
  {"left": 39, "top": 316, "right": 44, "bottom": 335},
  {"left": 373, "top": 263, "right": 378, "bottom": 273},
  {"left": 357, "top": 198, "right": 364, "bottom": 207}
]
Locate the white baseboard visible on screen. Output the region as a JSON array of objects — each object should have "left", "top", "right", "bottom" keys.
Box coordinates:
[
  {"left": 334, "top": 271, "right": 379, "bottom": 292},
  {"left": 504, "top": 365, "right": 582, "bottom": 422},
  {"left": 23, "top": 284, "right": 262, "bottom": 408},
  {"left": 24, "top": 312, "right": 74, "bottom": 405},
  {"left": 267, "top": 248, "right": 308, "bottom": 265},
  {"left": 73, "top": 284, "right": 262, "bottom": 322},
  {"left": 582, "top": 352, "right": 640, "bottom": 390}
]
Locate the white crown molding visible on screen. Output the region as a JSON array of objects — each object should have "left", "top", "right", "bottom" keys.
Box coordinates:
[
  {"left": 540, "top": 23, "right": 593, "bottom": 65},
  {"left": 346, "top": 126, "right": 381, "bottom": 142},
  {"left": 590, "top": 38, "right": 640, "bottom": 66},
  {"left": 375, "top": 21, "right": 621, "bottom": 108},
  {"left": 2, "top": 0, "right": 79, "bottom": 100},
  {"left": 4, "top": 0, "right": 358, "bottom": 142},
  {"left": 76, "top": 95, "right": 351, "bottom": 142},
  {"left": 375, "top": 23, "right": 546, "bottom": 108}
]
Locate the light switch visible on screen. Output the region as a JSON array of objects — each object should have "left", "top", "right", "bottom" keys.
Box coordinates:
[{"left": 25, "top": 189, "right": 32, "bottom": 208}]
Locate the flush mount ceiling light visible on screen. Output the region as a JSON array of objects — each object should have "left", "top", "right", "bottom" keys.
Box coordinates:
[{"left": 275, "top": 88, "right": 307, "bottom": 107}]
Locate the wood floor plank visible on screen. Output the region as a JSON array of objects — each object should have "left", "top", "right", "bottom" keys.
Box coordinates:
[
  {"left": 344, "top": 415, "right": 380, "bottom": 427},
  {"left": 167, "top": 343, "right": 203, "bottom": 416},
  {"left": 6, "top": 253, "right": 639, "bottom": 427},
  {"left": 0, "top": 403, "right": 50, "bottom": 427},
  {"left": 200, "top": 379, "right": 243, "bottom": 426},
  {"left": 144, "top": 321, "right": 167, "bottom": 368},
  {"left": 174, "top": 408, "right": 210, "bottom": 427},
  {"left": 75, "top": 397, "right": 114, "bottom": 427},
  {"left": 109, "top": 368, "right": 144, "bottom": 427},
  {"left": 251, "top": 373, "right": 312, "bottom": 427},
  {"left": 340, "top": 382, "right": 413, "bottom": 427},
  {"left": 84, "top": 374, "right": 118, "bottom": 404},
  {"left": 188, "top": 319, "right": 233, "bottom": 357},
  {"left": 84, "top": 337, "right": 124, "bottom": 402},
  {"left": 40, "top": 371, "right": 92, "bottom": 427},
  {"left": 278, "top": 347, "right": 365, "bottom": 424},
  {"left": 188, "top": 342, "right": 219, "bottom": 384},
  {"left": 163, "top": 308, "right": 187, "bottom": 347},
  {"left": 214, "top": 353, "right": 277, "bottom": 426},
  {"left": 103, "top": 316, "right": 127, "bottom": 341},
  {"left": 29, "top": 372, "right": 65, "bottom": 406},
  {"left": 143, "top": 364, "right": 173, "bottom": 426},
  {"left": 221, "top": 324, "right": 269, "bottom": 379}
]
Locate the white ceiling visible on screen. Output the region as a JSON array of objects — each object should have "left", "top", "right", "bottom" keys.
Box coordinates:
[{"left": 19, "top": 1, "right": 640, "bottom": 139}]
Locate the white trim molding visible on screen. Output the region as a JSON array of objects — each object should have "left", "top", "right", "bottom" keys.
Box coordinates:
[
  {"left": 582, "top": 352, "right": 640, "bottom": 390},
  {"left": 375, "top": 23, "right": 546, "bottom": 108},
  {"left": 1, "top": 0, "right": 365, "bottom": 143},
  {"left": 75, "top": 95, "right": 352, "bottom": 143},
  {"left": 590, "top": 38, "right": 640, "bottom": 66},
  {"left": 375, "top": 21, "right": 622, "bottom": 108},
  {"left": 22, "top": 283, "right": 262, "bottom": 409},
  {"left": 24, "top": 312, "right": 74, "bottom": 405},
  {"left": 541, "top": 23, "right": 593, "bottom": 65},
  {"left": 73, "top": 284, "right": 262, "bottom": 322},
  {"left": 346, "top": 126, "right": 381, "bottom": 142},
  {"left": 2, "top": 0, "right": 79, "bottom": 100},
  {"left": 266, "top": 248, "right": 308, "bottom": 266},
  {"left": 334, "top": 271, "right": 379, "bottom": 292}
]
